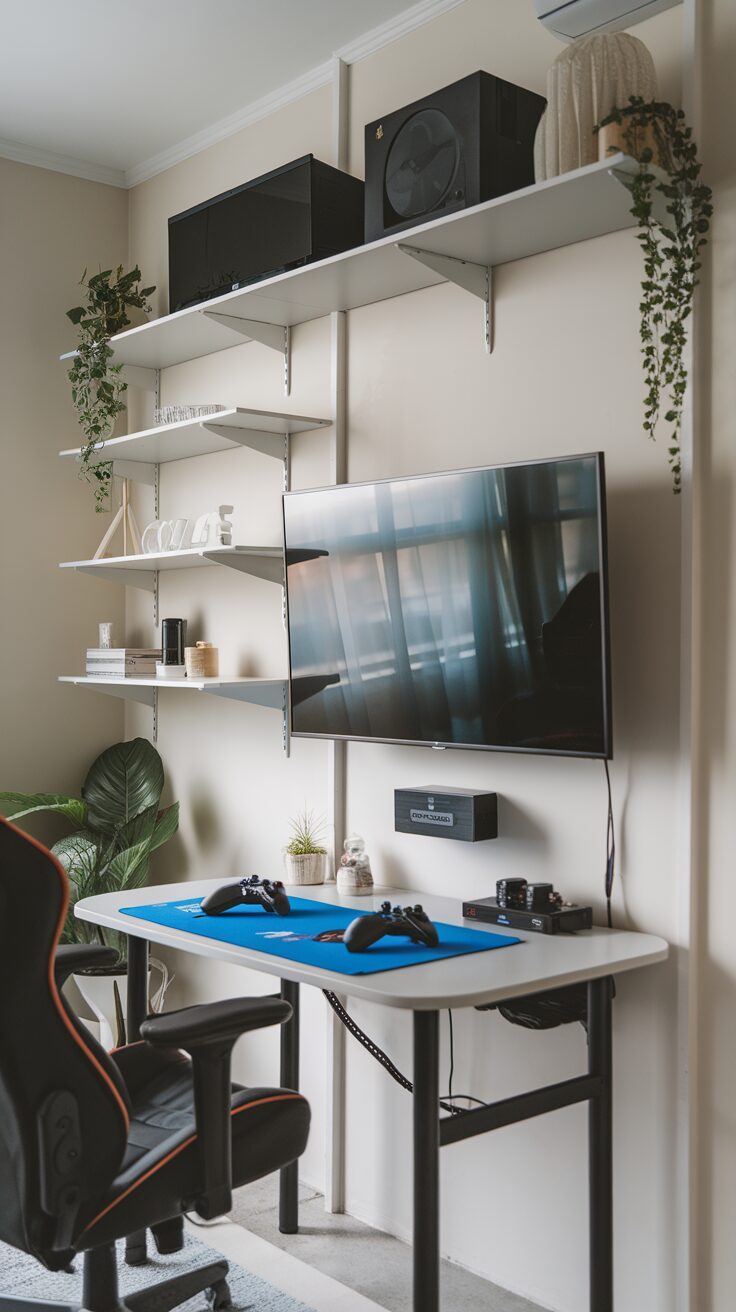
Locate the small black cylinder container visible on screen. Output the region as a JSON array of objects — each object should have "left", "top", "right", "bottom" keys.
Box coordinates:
[{"left": 161, "top": 618, "right": 186, "bottom": 665}]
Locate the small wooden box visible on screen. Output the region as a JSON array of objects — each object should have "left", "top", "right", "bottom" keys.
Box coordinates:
[{"left": 394, "top": 787, "right": 498, "bottom": 842}]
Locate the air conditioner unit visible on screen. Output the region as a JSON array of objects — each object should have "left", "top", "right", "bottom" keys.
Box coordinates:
[{"left": 535, "top": 0, "right": 681, "bottom": 41}]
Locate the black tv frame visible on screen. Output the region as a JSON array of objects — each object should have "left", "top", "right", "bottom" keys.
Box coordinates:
[{"left": 282, "top": 452, "right": 612, "bottom": 760}]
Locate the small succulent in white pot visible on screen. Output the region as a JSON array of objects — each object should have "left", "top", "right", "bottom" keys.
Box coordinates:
[{"left": 283, "top": 808, "right": 329, "bottom": 886}]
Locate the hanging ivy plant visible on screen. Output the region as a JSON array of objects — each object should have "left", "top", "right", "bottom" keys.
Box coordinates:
[
  {"left": 66, "top": 266, "right": 155, "bottom": 511},
  {"left": 595, "top": 98, "right": 712, "bottom": 494}
]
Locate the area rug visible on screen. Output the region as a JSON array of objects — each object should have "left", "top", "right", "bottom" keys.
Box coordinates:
[{"left": 0, "top": 1231, "right": 316, "bottom": 1312}]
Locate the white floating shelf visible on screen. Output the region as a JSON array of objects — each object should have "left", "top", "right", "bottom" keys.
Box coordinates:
[
  {"left": 59, "top": 406, "right": 330, "bottom": 468},
  {"left": 59, "top": 675, "right": 287, "bottom": 709},
  {"left": 69, "top": 155, "right": 644, "bottom": 371},
  {"left": 59, "top": 545, "right": 283, "bottom": 590}
]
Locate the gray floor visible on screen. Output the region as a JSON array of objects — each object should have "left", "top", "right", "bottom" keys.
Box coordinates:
[{"left": 228, "top": 1176, "right": 543, "bottom": 1312}]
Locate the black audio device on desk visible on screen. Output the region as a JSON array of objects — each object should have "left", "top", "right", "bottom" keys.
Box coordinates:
[{"left": 464, "top": 878, "right": 593, "bottom": 934}]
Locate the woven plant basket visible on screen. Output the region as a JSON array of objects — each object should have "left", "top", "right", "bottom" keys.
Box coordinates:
[{"left": 282, "top": 851, "right": 329, "bottom": 886}]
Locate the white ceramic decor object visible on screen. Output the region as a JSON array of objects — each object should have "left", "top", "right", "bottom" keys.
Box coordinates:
[
  {"left": 216, "top": 505, "right": 234, "bottom": 546},
  {"left": 191, "top": 512, "right": 211, "bottom": 547},
  {"left": 157, "top": 521, "right": 173, "bottom": 551},
  {"left": 337, "top": 833, "right": 374, "bottom": 897},
  {"left": 142, "top": 520, "right": 163, "bottom": 553},
  {"left": 169, "top": 518, "right": 188, "bottom": 550},
  {"left": 533, "top": 33, "right": 658, "bottom": 180}
]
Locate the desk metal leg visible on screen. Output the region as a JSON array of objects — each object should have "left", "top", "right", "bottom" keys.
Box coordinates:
[
  {"left": 588, "top": 978, "right": 614, "bottom": 1312},
  {"left": 126, "top": 936, "right": 150, "bottom": 1265},
  {"left": 279, "top": 979, "right": 300, "bottom": 1234},
  {"left": 126, "top": 935, "right": 149, "bottom": 1042},
  {"left": 414, "top": 1010, "right": 440, "bottom": 1312}
]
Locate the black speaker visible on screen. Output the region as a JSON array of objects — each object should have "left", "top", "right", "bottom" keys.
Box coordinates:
[
  {"left": 364, "top": 71, "right": 546, "bottom": 243},
  {"left": 168, "top": 155, "right": 364, "bottom": 313}
]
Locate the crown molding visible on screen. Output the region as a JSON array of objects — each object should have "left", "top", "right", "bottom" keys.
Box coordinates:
[
  {"left": 125, "top": 58, "right": 334, "bottom": 188},
  {"left": 126, "top": 0, "right": 469, "bottom": 187},
  {"left": 334, "top": 0, "right": 468, "bottom": 65},
  {"left": 0, "top": 0, "right": 469, "bottom": 191},
  {"left": 0, "top": 136, "right": 126, "bottom": 188}
]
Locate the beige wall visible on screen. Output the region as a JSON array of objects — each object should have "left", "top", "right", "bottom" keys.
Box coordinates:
[
  {"left": 122, "top": 4, "right": 686, "bottom": 1309},
  {"left": 697, "top": 0, "right": 736, "bottom": 1307},
  {"left": 0, "top": 158, "right": 127, "bottom": 822}
]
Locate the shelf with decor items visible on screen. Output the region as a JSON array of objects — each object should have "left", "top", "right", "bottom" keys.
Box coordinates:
[
  {"left": 58, "top": 406, "right": 331, "bottom": 486},
  {"left": 59, "top": 545, "right": 284, "bottom": 591},
  {"left": 59, "top": 676, "right": 291, "bottom": 750},
  {"left": 64, "top": 154, "right": 646, "bottom": 371}
]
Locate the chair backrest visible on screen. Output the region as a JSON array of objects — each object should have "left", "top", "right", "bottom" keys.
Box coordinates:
[{"left": 0, "top": 818, "right": 130, "bottom": 1265}]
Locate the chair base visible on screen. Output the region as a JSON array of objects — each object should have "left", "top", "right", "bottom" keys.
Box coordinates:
[
  {"left": 0, "top": 1272, "right": 232, "bottom": 1312},
  {"left": 81, "top": 1242, "right": 230, "bottom": 1312}
]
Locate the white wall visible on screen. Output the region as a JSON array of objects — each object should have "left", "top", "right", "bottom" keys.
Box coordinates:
[
  {"left": 0, "top": 158, "right": 127, "bottom": 823},
  {"left": 120, "top": 3, "right": 686, "bottom": 1309}
]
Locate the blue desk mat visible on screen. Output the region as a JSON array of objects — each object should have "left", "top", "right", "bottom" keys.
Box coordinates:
[{"left": 119, "top": 896, "right": 520, "bottom": 976}]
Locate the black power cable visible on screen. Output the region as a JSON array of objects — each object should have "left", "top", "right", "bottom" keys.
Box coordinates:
[
  {"left": 322, "top": 991, "right": 487, "bottom": 1116},
  {"left": 604, "top": 759, "right": 616, "bottom": 929}
]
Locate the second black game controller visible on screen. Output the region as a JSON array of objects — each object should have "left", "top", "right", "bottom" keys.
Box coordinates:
[
  {"left": 344, "top": 901, "right": 439, "bottom": 952},
  {"left": 201, "top": 876, "right": 291, "bottom": 917}
]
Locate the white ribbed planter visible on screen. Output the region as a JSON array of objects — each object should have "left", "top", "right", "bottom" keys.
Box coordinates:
[
  {"left": 73, "top": 959, "right": 169, "bottom": 1050},
  {"left": 282, "top": 851, "right": 329, "bottom": 886},
  {"left": 73, "top": 969, "right": 136, "bottom": 1051}
]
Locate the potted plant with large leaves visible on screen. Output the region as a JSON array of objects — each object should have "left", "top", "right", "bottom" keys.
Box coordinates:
[{"left": 0, "top": 738, "right": 178, "bottom": 1046}]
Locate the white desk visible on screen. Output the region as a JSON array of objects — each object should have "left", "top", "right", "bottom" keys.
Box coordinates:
[{"left": 76, "top": 881, "right": 668, "bottom": 1312}]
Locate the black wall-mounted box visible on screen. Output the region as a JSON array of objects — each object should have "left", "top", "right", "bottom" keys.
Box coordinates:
[
  {"left": 394, "top": 787, "right": 498, "bottom": 842},
  {"left": 168, "top": 154, "right": 365, "bottom": 312}
]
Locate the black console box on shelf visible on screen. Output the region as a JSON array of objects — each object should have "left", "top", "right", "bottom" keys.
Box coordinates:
[
  {"left": 168, "top": 154, "right": 365, "bottom": 312},
  {"left": 364, "top": 70, "right": 546, "bottom": 243},
  {"left": 462, "top": 897, "right": 593, "bottom": 935},
  {"left": 394, "top": 787, "right": 498, "bottom": 842}
]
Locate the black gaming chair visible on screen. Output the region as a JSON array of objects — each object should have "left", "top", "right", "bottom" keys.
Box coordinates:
[{"left": 0, "top": 817, "right": 311, "bottom": 1312}]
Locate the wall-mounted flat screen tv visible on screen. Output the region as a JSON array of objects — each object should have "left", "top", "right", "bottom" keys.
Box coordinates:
[{"left": 282, "top": 453, "right": 612, "bottom": 758}]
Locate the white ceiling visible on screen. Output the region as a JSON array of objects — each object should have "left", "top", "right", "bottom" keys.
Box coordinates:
[{"left": 0, "top": 0, "right": 465, "bottom": 187}]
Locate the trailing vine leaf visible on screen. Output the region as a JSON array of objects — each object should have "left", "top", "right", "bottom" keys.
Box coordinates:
[
  {"left": 66, "top": 265, "right": 155, "bottom": 511},
  {"left": 595, "top": 98, "right": 712, "bottom": 494}
]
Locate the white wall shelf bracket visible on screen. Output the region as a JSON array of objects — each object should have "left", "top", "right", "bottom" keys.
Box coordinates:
[
  {"left": 397, "top": 244, "right": 493, "bottom": 354},
  {"left": 201, "top": 312, "right": 291, "bottom": 394},
  {"left": 121, "top": 364, "right": 158, "bottom": 391},
  {"left": 607, "top": 162, "right": 671, "bottom": 229},
  {"left": 200, "top": 423, "right": 291, "bottom": 486},
  {"left": 203, "top": 550, "right": 284, "bottom": 586},
  {"left": 60, "top": 679, "right": 156, "bottom": 708},
  {"left": 204, "top": 678, "right": 290, "bottom": 756},
  {"left": 111, "top": 459, "right": 157, "bottom": 486},
  {"left": 69, "top": 564, "right": 157, "bottom": 591}
]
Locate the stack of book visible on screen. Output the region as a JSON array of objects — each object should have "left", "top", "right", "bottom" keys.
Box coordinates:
[{"left": 86, "top": 648, "right": 161, "bottom": 679}]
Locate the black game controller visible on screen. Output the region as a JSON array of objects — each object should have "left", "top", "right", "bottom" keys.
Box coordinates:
[
  {"left": 201, "top": 876, "right": 291, "bottom": 917},
  {"left": 344, "top": 901, "right": 439, "bottom": 953}
]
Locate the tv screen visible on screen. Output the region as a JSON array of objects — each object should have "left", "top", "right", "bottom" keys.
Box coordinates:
[{"left": 283, "top": 454, "right": 611, "bottom": 758}]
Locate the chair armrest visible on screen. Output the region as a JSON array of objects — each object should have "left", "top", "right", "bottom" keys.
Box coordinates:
[
  {"left": 140, "top": 996, "right": 292, "bottom": 1049},
  {"left": 140, "top": 997, "right": 293, "bottom": 1219},
  {"left": 54, "top": 943, "right": 119, "bottom": 988}
]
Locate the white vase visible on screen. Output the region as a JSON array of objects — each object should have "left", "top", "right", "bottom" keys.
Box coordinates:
[
  {"left": 73, "top": 970, "right": 133, "bottom": 1050},
  {"left": 282, "top": 851, "right": 329, "bottom": 886},
  {"left": 73, "top": 960, "right": 168, "bottom": 1050},
  {"left": 534, "top": 33, "right": 658, "bottom": 181}
]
